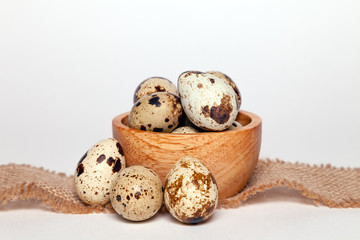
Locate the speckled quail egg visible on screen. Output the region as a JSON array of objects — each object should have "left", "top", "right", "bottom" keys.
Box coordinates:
[
  {"left": 164, "top": 156, "right": 218, "bottom": 224},
  {"left": 110, "top": 166, "right": 163, "bottom": 221},
  {"left": 74, "top": 138, "right": 126, "bottom": 205},
  {"left": 227, "top": 121, "right": 243, "bottom": 130},
  {"left": 178, "top": 71, "right": 238, "bottom": 131},
  {"left": 129, "top": 92, "right": 183, "bottom": 133},
  {"left": 207, "top": 71, "right": 241, "bottom": 110},
  {"left": 133, "top": 77, "right": 178, "bottom": 103},
  {"left": 171, "top": 126, "right": 200, "bottom": 134}
]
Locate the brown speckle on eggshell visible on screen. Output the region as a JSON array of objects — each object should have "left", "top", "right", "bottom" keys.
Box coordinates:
[
  {"left": 164, "top": 156, "right": 218, "bottom": 224},
  {"left": 110, "top": 166, "right": 163, "bottom": 221}
]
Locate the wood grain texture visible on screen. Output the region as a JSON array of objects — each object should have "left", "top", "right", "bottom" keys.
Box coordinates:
[{"left": 112, "top": 110, "right": 262, "bottom": 199}]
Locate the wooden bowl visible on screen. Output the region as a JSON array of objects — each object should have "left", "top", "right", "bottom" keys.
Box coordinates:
[{"left": 112, "top": 110, "right": 262, "bottom": 199}]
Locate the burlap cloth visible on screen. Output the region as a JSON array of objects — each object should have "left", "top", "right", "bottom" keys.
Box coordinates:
[{"left": 1, "top": 159, "right": 359, "bottom": 213}]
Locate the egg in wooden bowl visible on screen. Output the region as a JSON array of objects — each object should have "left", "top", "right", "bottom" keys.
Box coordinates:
[{"left": 112, "top": 110, "right": 261, "bottom": 199}]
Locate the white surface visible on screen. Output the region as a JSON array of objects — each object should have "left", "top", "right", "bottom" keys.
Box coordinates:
[
  {"left": 0, "top": 0, "right": 359, "bottom": 239},
  {"left": 1, "top": 189, "right": 359, "bottom": 240}
]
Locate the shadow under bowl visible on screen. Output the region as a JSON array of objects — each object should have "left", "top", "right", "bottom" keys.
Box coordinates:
[{"left": 112, "top": 110, "right": 262, "bottom": 199}]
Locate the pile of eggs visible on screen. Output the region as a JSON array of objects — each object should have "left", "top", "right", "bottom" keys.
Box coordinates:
[
  {"left": 74, "top": 71, "right": 242, "bottom": 224},
  {"left": 129, "top": 71, "right": 243, "bottom": 133}
]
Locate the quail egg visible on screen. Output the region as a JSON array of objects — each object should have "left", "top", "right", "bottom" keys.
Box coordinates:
[
  {"left": 110, "top": 166, "right": 163, "bottom": 221},
  {"left": 129, "top": 92, "right": 183, "bottom": 133},
  {"left": 171, "top": 126, "right": 200, "bottom": 134},
  {"left": 227, "top": 121, "right": 243, "bottom": 130},
  {"left": 74, "top": 138, "right": 126, "bottom": 205},
  {"left": 178, "top": 71, "right": 238, "bottom": 131},
  {"left": 164, "top": 156, "right": 218, "bottom": 224},
  {"left": 133, "top": 77, "right": 178, "bottom": 103}
]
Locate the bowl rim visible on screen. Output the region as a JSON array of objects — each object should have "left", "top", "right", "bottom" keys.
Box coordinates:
[{"left": 112, "top": 110, "right": 262, "bottom": 136}]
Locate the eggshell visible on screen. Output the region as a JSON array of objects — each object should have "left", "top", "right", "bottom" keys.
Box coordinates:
[
  {"left": 74, "top": 138, "right": 126, "bottom": 205},
  {"left": 133, "top": 77, "right": 178, "bottom": 103},
  {"left": 178, "top": 71, "right": 238, "bottom": 131},
  {"left": 164, "top": 156, "right": 218, "bottom": 224},
  {"left": 227, "top": 121, "right": 243, "bottom": 130},
  {"left": 207, "top": 71, "right": 242, "bottom": 110},
  {"left": 171, "top": 126, "right": 200, "bottom": 134},
  {"left": 110, "top": 166, "right": 163, "bottom": 221},
  {"left": 129, "top": 92, "right": 183, "bottom": 133}
]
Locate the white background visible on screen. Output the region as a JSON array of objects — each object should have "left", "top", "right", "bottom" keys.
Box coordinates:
[{"left": 0, "top": 0, "right": 359, "bottom": 239}]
